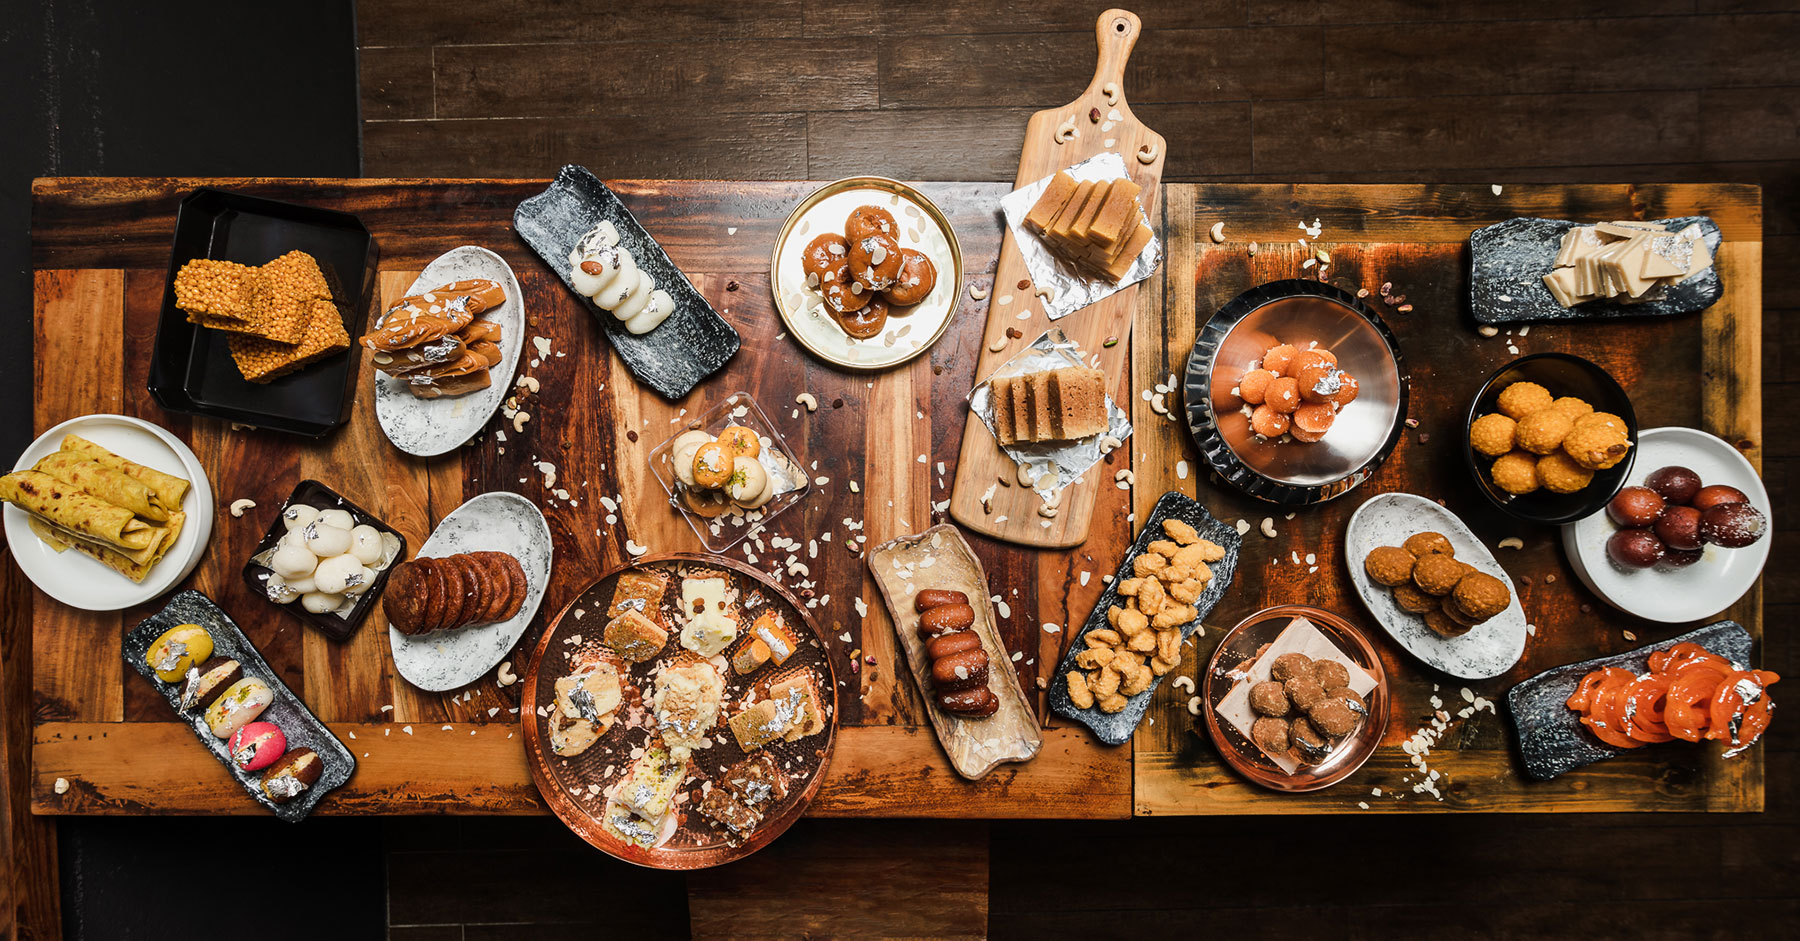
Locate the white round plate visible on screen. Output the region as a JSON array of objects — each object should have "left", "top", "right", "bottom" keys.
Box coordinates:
[
  {"left": 4, "top": 414, "right": 214, "bottom": 611},
  {"left": 374, "top": 246, "right": 525, "bottom": 457},
  {"left": 389, "top": 491, "right": 552, "bottom": 691},
  {"left": 1344, "top": 492, "right": 1528, "bottom": 679},
  {"left": 1562, "top": 426, "right": 1771, "bottom": 624}
]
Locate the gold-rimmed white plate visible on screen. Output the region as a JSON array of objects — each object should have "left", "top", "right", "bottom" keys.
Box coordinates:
[{"left": 769, "top": 177, "right": 963, "bottom": 371}]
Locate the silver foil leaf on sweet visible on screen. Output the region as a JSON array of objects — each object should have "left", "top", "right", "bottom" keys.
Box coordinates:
[
  {"left": 965, "top": 327, "right": 1133, "bottom": 496},
  {"left": 569, "top": 685, "right": 601, "bottom": 726},
  {"left": 997, "top": 151, "right": 1163, "bottom": 321},
  {"left": 154, "top": 640, "right": 187, "bottom": 674},
  {"left": 265, "top": 774, "right": 308, "bottom": 800},
  {"left": 178, "top": 666, "right": 204, "bottom": 711}
]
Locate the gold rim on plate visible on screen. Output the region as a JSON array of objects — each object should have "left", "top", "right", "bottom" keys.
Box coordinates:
[{"left": 768, "top": 176, "right": 965, "bottom": 371}]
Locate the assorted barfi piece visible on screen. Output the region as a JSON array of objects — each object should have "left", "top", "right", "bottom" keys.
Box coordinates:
[
  {"left": 603, "top": 745, "right": 688, "bottom": 847},
  {"left": 1542, "top": 221, "right": 1713, "bottom": 308},
  {"left": 549, "top": 655, "right": 623, "bottom": 758},
  {"left": 991, "top": 366, "right": 1110, "bottom": 445},
  {"left": 252, "top": 501, "right": 400, "bottom": 618},
  {"left": 383, "top": 550, "right": 528, "bottom": 635},
  {"left": 696, "top": 753, "right": 790, "bottom": 844},
  {"left": 1469, "top": 381, "right": 1630, "bottom": 497},
  {"left": 1234, "top": 342, "right": 1360, "bottom": 444},
  {"left": 800, "top": 205, "right": 939, "bottom": 340},
  {"left": 726, "top": 671, "right": 827, "bottom": 752},
  {"left": 0, "top": 434, "right": 190, "bottom": 583},
  {"left": 141, "top": 623, "right": 325, "bottom": 805},
  {"left": 731, "top": 611, "right": 800, "bottom": 676},
  {"left": 651, "top": 659, "right": 725, "bottom": 752},
  {"left": 677, "top": 573, "right": 740, "bottom": 657},
  {"left": 1067, "top": 518, "right": 1223, "bottom": 714},
  {"left": 1362, "top": 532, "right": 1512, "bottom": 639},
  {"left": 359, "top": 279, "right": 507, "bottom": 398},
  {"left": 1022, "top": 171, "right": 1155, "bottom": 282},
  {"left": 567, "top": 221, "right": 676, "bottom": 335},
  {"left": 604, "top": 570, "right": 672, "bottom": 662},
  {"left": 173, "top": 251, "right": 349, "bottom": 382},
  {"left": 913, "top": 589, "right": 998, "bottom": 718}
]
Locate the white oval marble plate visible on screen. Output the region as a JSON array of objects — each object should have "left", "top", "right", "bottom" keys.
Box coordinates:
[
  {"left": 1562, "top": 426, "right": 1771, "bottom": 624},
  {"left": 389, "top": 492, "right": 552, "bottom": 691},
  {"left": 374, "top": 246, "right": 525, "bottom": 457},
  {"left": 1344, "top": 493, "right": 1528, "bottom": 679},
  {"left": 4, "top": 414, "right": 213, "bottom": 611}
]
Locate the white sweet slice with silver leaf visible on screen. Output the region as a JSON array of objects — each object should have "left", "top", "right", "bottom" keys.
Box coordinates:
[
  {"left": 624, "top": 289, "right": 674, "bottom": 335},
  {"left": 610, "top": 269, "right": 655, "bottom": 322}
]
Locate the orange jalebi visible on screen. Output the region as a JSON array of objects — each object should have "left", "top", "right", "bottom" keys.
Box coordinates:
[{"left": 1567, "top": 643, "right": 1776, "bottom": 753}]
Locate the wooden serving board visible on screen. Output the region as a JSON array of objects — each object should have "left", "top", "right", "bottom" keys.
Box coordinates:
[{"left": 948, "top": 8, "right": 1167, "bottom": 549}]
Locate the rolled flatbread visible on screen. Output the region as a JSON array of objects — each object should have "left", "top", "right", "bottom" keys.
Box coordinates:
[
  {"left": 28, "top": 511, "right": 184, "bottom": 583},
  {"left": 32, "top": 451, "right": 171, "bottom": 522},
  {"left": 0, "top": 470, "right": 156, "bottom": 551},
  {"left": 57, "top": 434, "right": 191, "bottom": 507}
]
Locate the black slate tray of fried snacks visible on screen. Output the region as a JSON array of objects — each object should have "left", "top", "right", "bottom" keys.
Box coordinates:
[
  {"left": 241, "top": 479, "right": 407, "bottom": 642},
  {"left": 123, "top": 590, "right": 355, "bottom": 821},
  {"left": 1049, "top": 491, "right": 1241, "bottom": 745},
  {"left": 1504, "top": 620, "right": 1750, "bottom": 782},
  {"left": 1469, "top": 216, "right": 1722, "bottom": 325},
  {"left": 513, "top": 165, "right": 741, "bottom": 400},
  {"left": 148, "top": 187, "right": 378, "bottom": 437}
]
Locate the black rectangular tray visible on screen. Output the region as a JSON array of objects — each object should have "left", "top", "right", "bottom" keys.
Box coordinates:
[
  {"left": 1469, "top": 215, "right": 1722, "bottom": 325},
  {"left": 241, "top": 479, "right": 407, "bottom": 642},
  {"left": 1048, "top": 491, "right": 1242, "bottom": 746},
  {"left": 1504, "top": 620, "right": 1752, "bottom": 782},
  {"left": 513, "top": 165, "right": 740, "bottom": 400},
  {"left": 123, "top": 590, "right": 356, "bottom": 821},
  {"left": 148, "top": 187, "right": 379, "bottom": 437}
]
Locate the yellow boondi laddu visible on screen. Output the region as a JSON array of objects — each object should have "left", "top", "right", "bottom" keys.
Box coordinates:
[
  {"left": 172, "top": 259, "right": 258, "bottom": 321},
  {"left": 228, "top": 300, "right": 349, "bottom": 382}
]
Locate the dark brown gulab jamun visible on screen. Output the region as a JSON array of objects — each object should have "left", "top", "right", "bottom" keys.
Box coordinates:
[
  {"left": 1607, "top": 528, "right": 1665, "bottom": 569},
  {"left": 1691, "top": 484, "right": 1750, "bottom": 512},
  {"left": 1700, "top": 502, "right": 1767, "bottom": 548},
  {"left": 1659, "top": 546, "right": 1704, "bottom": 569},
  {"left": 1654, "top": 504, "right": 1704, "bottom": 552},
  {"left": 1645, "top": 466, "right": 1702, "bottom": 505},
  {"left": 1607, "top": 486, "right": 1666, "bottom": 528}
]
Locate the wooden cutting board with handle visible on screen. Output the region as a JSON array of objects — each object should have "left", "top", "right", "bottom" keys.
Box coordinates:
[{"left": 948, "top": 8, "right": 1167, "bottom": 548}]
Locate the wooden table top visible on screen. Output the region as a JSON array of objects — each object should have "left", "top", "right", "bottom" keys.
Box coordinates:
[{"left": 20, "top": 177, "right": 1762, "bottom": 817}]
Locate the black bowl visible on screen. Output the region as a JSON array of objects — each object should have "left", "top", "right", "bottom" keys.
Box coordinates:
[
  {"left": 241, "top": 479, "right": 406, "bottom": 641},
  {"left": 1463, "top": 353, "right": 1637, "bottom": 525}
]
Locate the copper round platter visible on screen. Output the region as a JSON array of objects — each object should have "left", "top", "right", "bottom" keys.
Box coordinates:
[{"left": 521, "top": 553, "right": 839, "bottom": 869}]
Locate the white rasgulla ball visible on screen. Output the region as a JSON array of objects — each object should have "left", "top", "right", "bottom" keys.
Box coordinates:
[
  {"left": 317, "top": 509, "right": 355, "bottom": 530},
  {"left": 304, "top": 522, "right": 353, "bottom": 558},
  {"left": 312, "top": 553, "right": 366, "bottom": 595},
  {"left": 270, "top": 542, "right": 318, "bottom": 578},
  {"left": 281, "top": 504, "right": 319, "bottom": 531},
  {"left": 349, "top": 525, "right": 385, "bottom": 565},
  {"left": 300, "top": 591, "right": 342, "bottom": 614}
]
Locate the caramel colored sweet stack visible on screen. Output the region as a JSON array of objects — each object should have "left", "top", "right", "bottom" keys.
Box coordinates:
[
  {"left": 992, "top": 366, "right": 1109, "bottom": 445},
  {"left": 1022, "top": 171, "right": 1154, "bottom": 282},
  {"left": 172, "top": 251, "right": 348, "bottom": 383},
  {"left": 1543, "top": 220, "right": 1712, "bottom": 308}
]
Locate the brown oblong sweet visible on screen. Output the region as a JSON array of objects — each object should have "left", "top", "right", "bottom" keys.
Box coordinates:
[
  {"left": 416, "top": 559, "right": 446, "bottom": 633},
  {"left": 427, "top": 559, "right": 461, "bottom": 633},
  {"left": 449, "top": 555, "right": 483, "bottom": 629},
  {"left": 482, "top": 551, "right": 527, "bottom": 621},
  {"left": 925, "top": 630, "right": 983, "bottom": 660},
  {"left": 914, "top": 589, "right": 969, "bottom": 612},
  {"left": 454, "top": 554, "right": 493, "bottom": 626},
  {"left": 918, "top": 603, "right": 975, "bottom": 638},
  {"left": 931, "top": 648, "right": 990, "bottom": 692},
  {"left": 472, "top": 552, "right": 512, "bottom": 623},
  {"left": 435, "top": 557, "right": 468, "bottom": 630},
  {"left": 938, "top": 686, "right": 999, "bottom": 717}
]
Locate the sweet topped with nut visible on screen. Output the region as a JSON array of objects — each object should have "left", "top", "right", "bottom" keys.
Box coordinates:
[
  {"left": 1234, "top": 341, "right": 1360, "bottom": 444},
  {"left": 802, "top": 205, "right": 938, "bottom": 339}
]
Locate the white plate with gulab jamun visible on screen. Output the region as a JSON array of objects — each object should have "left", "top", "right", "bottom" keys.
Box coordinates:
[{"left": 1563, "top": 426, "right": 1771, "bottom": 623}]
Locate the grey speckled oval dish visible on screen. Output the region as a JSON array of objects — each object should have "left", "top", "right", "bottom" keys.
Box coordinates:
[
  {"left": 1344, "top": 492, "right": 1527, "bottom": 679},
  {"left": 389, "top": 492, "right": 552, "bottom": 691},
  {"left": 374, "top": 246, "right": 525, "bottom": 457}
]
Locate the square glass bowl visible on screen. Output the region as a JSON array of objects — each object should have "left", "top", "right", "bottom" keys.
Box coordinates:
[
  {"left": 241, "top": 479, "right": 406, "bottom": 641},
  {"left": 648, "top": 392, "right": 810, "bottom": 552}
]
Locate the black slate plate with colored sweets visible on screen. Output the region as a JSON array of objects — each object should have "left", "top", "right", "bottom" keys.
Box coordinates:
[
  {"left": 1469, "top": 215, "right": 1722, "bottom": 325},
  {"left": 148, "top": 187, "right": 379, "bottom": 437},
  {"left": 123, "top": 590, "right": 356, "bottom": 821},
  {"left": 1504, "top": 620, "right": 1752, "bottom": 782},
  {"left": 1048, "top": 491, "right": 1241, "bottom": 746},
  {"left": 514, "top": 165, "right": 741, "bottom": 400}
]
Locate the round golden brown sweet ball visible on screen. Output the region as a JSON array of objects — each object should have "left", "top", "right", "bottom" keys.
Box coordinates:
[
  {"left": 1412, "top": 553, "right": 1467, "bottom": 596},
  {"left": 1548, "top": 396, "right": 1594, "bottom": 421},
  {"left": 1423, "top": 605, "right": 1472, "bottom": 638},
  {"left": 1267, "top": 652, "right": 1314, "bottom": 683},
  {"left": 1308, "top": 658, "right": 1351, "bottom": 690},
  {"left": 1496, "top": 380, "right": 1554, "bottom": 420},
  {"left": 1564, "top": 423, "right": 1631, "bottom": 471},
  {"left": 1490, "top": 450, "right": 1541, "bottom": 495},
  {"left": 1249, "top": 680, "right": 1291, "bottom": 717},
  {"left": 1469, "top": 413, "right": 1519, "bottom": 458},
  {"left": 1284, "top": 675, "right": 1329, "bottom": 712},
  {"left": 1450, "top": 571, "right": 1511, "bottom": 623},
  {"left": 1307, "top": 699, "right": 1360, "bottom": 738},
  {"left": 1576, "top": 411, "right": 1628, "bottom": 436},
  {"left": 1364, "top": 546, "right": 1417, "bottom": 587},
  {"left": 1393, "top": 584, "right": 1437, "bottom": 614},
  {"left": 1442, "top": 596, "right": 1484, "bottom": 629},
  {"left": 1250, "top": 716, "right": 1291, "bottom": 754},
  {"left": 1290, "top": 715, "right": 1330, "bottom": 759},
  {"left": 1515, "top": 408, "right": 1575, "bottom": 455},
  {"left": 1402, "top": 531, "right": 1455, "bottom": 558},
  {"left": 1536, "top": 451, "right": 1595, "bottom": 494}
]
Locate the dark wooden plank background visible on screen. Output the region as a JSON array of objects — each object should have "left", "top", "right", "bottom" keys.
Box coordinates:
[{"left": 356, "top": 1, "right": 1798, "bottom": 935}]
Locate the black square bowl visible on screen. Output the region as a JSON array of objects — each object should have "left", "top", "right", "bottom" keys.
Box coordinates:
[
  {"left": 241, "top": 479, "right": 406, "bottom": 642},
  {"left": 149, "top": 187, "right": 379, "bottom": 437}
]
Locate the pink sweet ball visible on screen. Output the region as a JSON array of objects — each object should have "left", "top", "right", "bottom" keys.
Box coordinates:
[{"left": 229, "top": 722, "right": 287, "bottom": 772}]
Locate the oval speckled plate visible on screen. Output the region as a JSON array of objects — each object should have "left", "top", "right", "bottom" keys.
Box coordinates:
[
  {"left": 770, "top": 177, "right": 963, "bottom": 371},
  {"left": 1344, "top": 493, "right": 1527, "bottom": 679},
  {"left": 373, "top": 246, "right": 525, "bottom": 457},
  {"left": 388, "top": 492, "right": 552, "bottom": 691}
]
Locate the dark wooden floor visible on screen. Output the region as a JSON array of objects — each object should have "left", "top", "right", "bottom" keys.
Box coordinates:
[{"left": 357, "top": 1, "right": 1799, "bottom": 938}]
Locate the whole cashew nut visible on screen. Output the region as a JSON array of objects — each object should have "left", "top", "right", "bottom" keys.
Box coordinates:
[
  {"left": 1137, "top": 142, "right": 1159, "bottom": 165},
  {"left": 1103, "top": 82, "right": 1120, "bottom": 105},
  {"left": 1054, "top": 118, "right": 1079, "bottom": 144}
]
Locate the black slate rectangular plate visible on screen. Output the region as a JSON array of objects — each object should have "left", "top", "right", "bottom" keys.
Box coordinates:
[
  {"left": 1504, "top": 620, "right": 1752, "bottom": 782},
  {"left": 241, "top": 479, "right": 407, "bottom": 642},
  {"left": 1048, "top": 491, "right": 1242, "bottom": 746},
  {"left": 148, "top": 187, "right": 378, "bottom": 437},
  {"left": 123, "top": 590, "right": 356, "bottom": 821},
  {"left": 1469, "top": 215, "right": 1722, "bottom": 325},
  {"left": 513, "top": 165, "right": 741, "bottom": 400}
]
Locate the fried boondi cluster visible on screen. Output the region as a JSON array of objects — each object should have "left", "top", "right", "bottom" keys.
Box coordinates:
[
  {"left": 172, "top": 251, "right": 348, "bottom": 383},
  {"left": 1469, "top": 380, "right": 1630, "bottom": 496},
  {"left": 1362, "top": 532, "right": 1511, "bottom": 638},
  {"left": 1066, "top": 518, "right": 1223, "bottom": 714}
]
